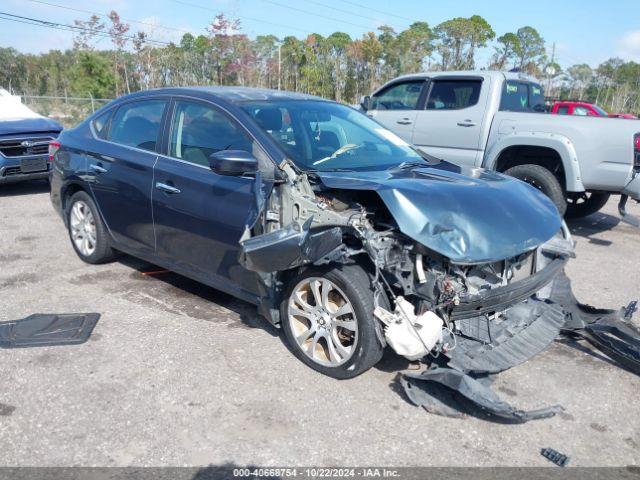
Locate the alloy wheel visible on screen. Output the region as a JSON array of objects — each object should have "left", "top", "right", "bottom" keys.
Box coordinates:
[
  {"left": 287, "top": 277, "right": 358, "bottom": 367},
  {"left": 70, "top": 200, "right": 97, "bottom": 257}
]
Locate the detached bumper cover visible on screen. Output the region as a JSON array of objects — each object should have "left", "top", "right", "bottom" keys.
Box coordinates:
[
  {"left": 401, "top": 270, "right": 640, "bottom": 421},
  {"left": 402, "top": 368, "right": 563, "bottom": 423},
  {"left": 448, "top": 298, "right": 566, "bottom": 374},
  {"left": 550, "top": 271, "right": 640, "bottom": 375}
]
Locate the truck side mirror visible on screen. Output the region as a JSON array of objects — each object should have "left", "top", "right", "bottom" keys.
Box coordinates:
[{"left": 360, "top": 95, "right": 372, "bottom": 111}]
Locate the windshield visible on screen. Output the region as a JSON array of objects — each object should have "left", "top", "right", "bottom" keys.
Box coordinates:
[
  {"left": 241, "top": 100, "right": 426, "bottom": 171},
  {"left": 593, "top": 104, "right": 609, "bottom": 116}
]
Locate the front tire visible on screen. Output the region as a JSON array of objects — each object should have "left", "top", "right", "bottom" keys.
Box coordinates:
[
  {"left": 566, "top": 192, "right": 610, "bottom": 219},
  {"left": 504, "top": 164, "right": 567, "bottom": 216},
  {"left": 281, "top": 264, "right": 384, "bottom": 379},
  {"left": 66, "top": 191, "right": 117, "bottom": 264}
]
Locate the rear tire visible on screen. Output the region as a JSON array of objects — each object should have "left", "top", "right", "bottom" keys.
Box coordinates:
[
  {"left": 504, "top": 164, "right": 567, "bottom": 216},
  {"left": 66, "top": 191, "right": 117, "bottom": 264},
  {"left": 565, "top": 192, "right": 610, "bottom": 219},
  {"left": 281, "top": 264, "right": 384, "bottom": 379}
]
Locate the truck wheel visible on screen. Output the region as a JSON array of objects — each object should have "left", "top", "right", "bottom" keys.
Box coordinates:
[
  {"left": 66, "top": 191, "right": 117, "bottom": 264},
  {"left": 504, "top": 164, "right": 567, "bottom": 216},
  {"left": 281, "top": 264, "right": 384, "bottom": 379},
  {"left": 566, "top": 192, "right": 610, "bottom": 219}
]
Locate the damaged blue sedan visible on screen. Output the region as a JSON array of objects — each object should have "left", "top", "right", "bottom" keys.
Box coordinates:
[{"left": 50, "top": 88, "right": 638, "bottom": 419}]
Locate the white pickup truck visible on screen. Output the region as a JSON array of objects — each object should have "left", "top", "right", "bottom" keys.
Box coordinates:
[{"left": 361, "top": 71, "right": 640, "bottom": 221}]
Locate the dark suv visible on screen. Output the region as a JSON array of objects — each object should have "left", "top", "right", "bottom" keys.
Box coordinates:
[
  {"left": 50, "top": 87, "right": 571, "bottom": 379},
  {"left": 0, "top": 112, "right": 62, "bottom": 184}
]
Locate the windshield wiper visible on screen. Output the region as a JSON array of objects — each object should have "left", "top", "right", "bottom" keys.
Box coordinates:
[{"left": 391, "top": 161, "right": 428, "bottom": 170}]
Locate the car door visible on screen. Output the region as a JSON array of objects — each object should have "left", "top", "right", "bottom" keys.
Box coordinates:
[
  {"left": 411, "top": 77, "right": 486, "bottom": 166},
  {"left": 365, "top": 79, "right": 426, "bottom": 143},
  {"left": 87, "top": 98, "right": 167, "bottom": 254},
  {"left": 152, "top": 98, "right": 266, "bottom": 297}
]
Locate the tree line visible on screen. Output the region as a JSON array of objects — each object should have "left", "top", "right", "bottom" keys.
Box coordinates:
[{"left": 1, "top": 11, "right": 639, "bottom": 115}]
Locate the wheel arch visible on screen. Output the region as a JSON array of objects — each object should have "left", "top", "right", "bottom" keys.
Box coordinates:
[
  {"left": 483, "top": 134, "right": 585, "bottom": 192},
  {"left": 61, "top": 182, "right": 114, "bottom": 241},
  {"left": 61, "top": 182, "right": 87, "bottom": 211}
]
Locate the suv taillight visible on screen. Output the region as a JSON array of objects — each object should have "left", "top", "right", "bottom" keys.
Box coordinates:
[{"left": 48, "top": 140, "right": 60, "bottom": 162}]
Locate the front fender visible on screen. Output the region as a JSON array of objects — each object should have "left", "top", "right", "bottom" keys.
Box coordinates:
[{"left": 483, "top": 132, "right": 585, "bottom": 192}]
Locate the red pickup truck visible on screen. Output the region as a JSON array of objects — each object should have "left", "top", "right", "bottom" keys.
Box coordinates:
[{"left": 551, "top": 101, "right": 637, "bottom": 119}]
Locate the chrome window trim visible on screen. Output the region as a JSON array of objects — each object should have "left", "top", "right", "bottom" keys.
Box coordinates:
[{"left": 88, "top": 93, "right": 280, "bottom": 173}]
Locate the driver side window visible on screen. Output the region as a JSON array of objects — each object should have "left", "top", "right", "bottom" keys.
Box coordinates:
[
  {"left": 371, "top": 81, "right": 424, "bottom": 111},
  {"left": 169, "top": 100, "right": 253, "bottom": 167}
]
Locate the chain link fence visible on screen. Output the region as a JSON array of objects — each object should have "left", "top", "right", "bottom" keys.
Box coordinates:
[{"left": 19, "top": 95, "right": 113, "bottom": 128}]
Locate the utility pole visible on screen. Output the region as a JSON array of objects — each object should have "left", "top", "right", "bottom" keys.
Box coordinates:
[
  {"left": 546, "top": 42, "right": 556, "bottom": 97},
  {"left": 278, "top": 43, "right": 282, "bottom": 91}
]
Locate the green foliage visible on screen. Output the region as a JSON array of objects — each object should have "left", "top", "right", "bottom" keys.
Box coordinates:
[
  {"left": 513, "top": 26, "right": 546, "bottom": 71},
  {"left": 70, "top": 51, "right": 116, "bottom": 98},
  {"left": 434, "top": 15, "right": 494, "bottom": 70},
  {"left": 492, "top": 32, "right": 520, "bottom": 69},
  {"left": 2, "top": 10, "right": 637, "bottom": 113}
]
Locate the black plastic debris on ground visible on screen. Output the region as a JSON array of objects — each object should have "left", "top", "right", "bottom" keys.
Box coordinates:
[
  {"left": 402, "top": 367, "right": 563, "bottom": 423},
  {"left": 551, "top": 271, "right": 640, "bottom": 376},
  {"left": 541, "top": 448, "right": 570, "bottom": 467},
  {"left": 0, "top": 313, "right": 100, "bottom": 348}
]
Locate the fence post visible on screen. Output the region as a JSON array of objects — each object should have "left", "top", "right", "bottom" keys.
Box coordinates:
[{"left": 89, "top": 93, "right": 95, "bottom": 112}]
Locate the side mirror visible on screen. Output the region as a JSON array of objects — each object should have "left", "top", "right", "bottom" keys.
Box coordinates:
[
  {"left": 360, "top": 95, "right": 372, "bottom": 111},
  {"left": 209, "top": 150, "right": 258, "bottom": 176}
]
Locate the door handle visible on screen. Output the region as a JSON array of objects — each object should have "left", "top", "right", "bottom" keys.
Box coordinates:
[
  {"left": 155, "top": 182, "right": 181, "bottom": 194},
  {"left": 457, "top": 120, "right": 477, "bottom": 127},
  {"left": 397, "top": 118, "right": 413, "bottom": 125},
  {"left": 90, "top": 164, "right": 107, "bottom": 173}
]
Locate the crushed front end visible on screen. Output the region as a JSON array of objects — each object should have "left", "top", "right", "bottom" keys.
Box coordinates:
[{"left": 239, "top": 160, "right": 639, "bottom": 421}]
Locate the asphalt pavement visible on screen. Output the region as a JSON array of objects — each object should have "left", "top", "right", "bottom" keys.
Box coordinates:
[{"left": 0, "top": 180, "right": 639, "bottom": 467}]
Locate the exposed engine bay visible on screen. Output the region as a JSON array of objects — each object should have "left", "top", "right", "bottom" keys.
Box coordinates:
[{"left": 239, "top": 160, "right": 640, "bottom": 422}]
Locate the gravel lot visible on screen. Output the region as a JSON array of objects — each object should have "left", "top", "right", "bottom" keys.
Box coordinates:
[{"left": 0, "top": 180, "right": 639, "bottom": 467}]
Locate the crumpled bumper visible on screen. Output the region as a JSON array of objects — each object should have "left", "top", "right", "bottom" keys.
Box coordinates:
[{"left": 400, "top": 270, "right": 640, "bottom": 422}]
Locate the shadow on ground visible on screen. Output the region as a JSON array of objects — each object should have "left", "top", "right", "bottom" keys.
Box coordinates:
[
  {"left": 117, "top": 255, "right": 279, "bottom": 337},
  {"left": 566, "top": 212, "right": 620, "bottom": 246},
  {"left": 0, "top": 179, "right": 49, "bottom": 197}
]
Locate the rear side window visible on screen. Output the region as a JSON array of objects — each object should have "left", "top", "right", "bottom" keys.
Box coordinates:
[
  {"left": 108, "top": 100, "right": 167, "bottom": 151},
  {"left": 371, "top": 81, "right": 424, "bottom": 110},
  {"left": 92, "top": 109, "right": 112, "bottom": 139},
  {"left": 556, "top": 105, "right": 570, "bottom": 115},
  {"left": 169, "top": 100, "right": 253, "bottom": 167},
  {"left": 425, "top": 80, "right": 482, "bottom": 110},
  {"left": 500, "top": 81, "right": 546, "bottom": 113}
]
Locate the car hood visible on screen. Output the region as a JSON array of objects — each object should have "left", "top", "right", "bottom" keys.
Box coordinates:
[
  {"left": 0, "top": 117, "right": 63, "bottom": 137},
  {"left": 316, "top": 162, "right": 562, "bottom": 264}
]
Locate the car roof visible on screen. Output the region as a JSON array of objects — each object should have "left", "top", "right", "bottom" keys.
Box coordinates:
[{"left": 116, "top": 86, "right": 326, "bottom": 104}]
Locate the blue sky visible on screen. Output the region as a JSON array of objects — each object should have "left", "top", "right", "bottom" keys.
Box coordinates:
[{"left": 2, "top": 0, "right": 640, "bottom": 68}]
